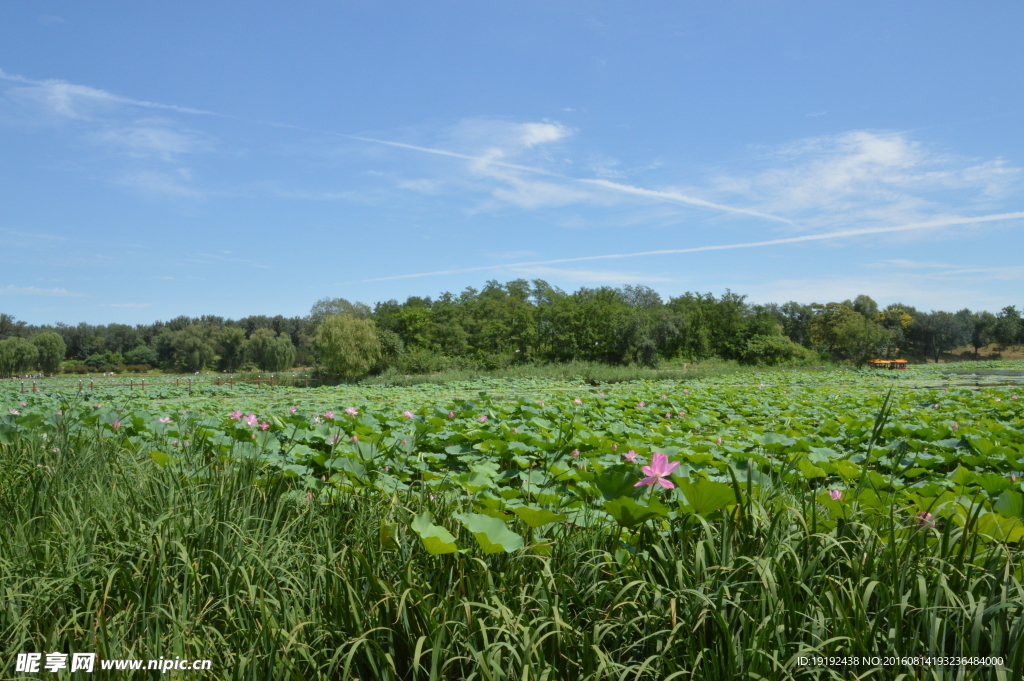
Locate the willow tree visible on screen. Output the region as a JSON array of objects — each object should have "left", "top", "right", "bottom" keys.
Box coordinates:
[
  {"left": 315, "top": 315, "right": 381, "bottom": 379},
  {"left": 247, "top": 328, "right": 296, "bottom": 371}
]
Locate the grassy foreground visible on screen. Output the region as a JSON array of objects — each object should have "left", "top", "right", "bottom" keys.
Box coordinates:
[{"left": 2, "top": 433, "right": 1022, "bottom": 680}]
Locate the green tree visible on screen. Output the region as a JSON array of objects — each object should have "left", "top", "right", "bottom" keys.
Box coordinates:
[
  {"left": 309, "top": 297, "right": 371, "bottom": 325},
  {"left": 809, "top": 303, "right": 859, "bottom": 354},
  {"left": 247, "top": 328, "right": 296, "bottom": 371},
  {"left": 315, "top": 315, "right": 382, "bottom": 378},
  {"left": 216, "top": 327, "right": 248, "bottom": 372},
  {"left": 31, "top": 332, "right": 66, "bottom": 374},
  {"left": 172, "top": 324, "right": 217, "bottom": 372},
  {"left": 912, "top": 311, "right": 972, "bottom": 362},
  {"left": 0, "top": 337, "right": 39, "bottom": 377},
  {"left": 834, "top": 313, "right": 892, "bottom": 366},
  {"left": 969, "top": 310, "right": 997, "bottom": 358},
  {"left": 994, "top": 306, "right": 1022, "bottom": 347}
]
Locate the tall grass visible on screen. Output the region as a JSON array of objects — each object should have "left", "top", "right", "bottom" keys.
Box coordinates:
[{"left": 2, "top": 434, "right": 1022, "bottom": 680}]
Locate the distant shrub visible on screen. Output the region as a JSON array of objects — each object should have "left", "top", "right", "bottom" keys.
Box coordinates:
[
  {"left": 124, "top": 345, "right": 159, "bottom": 367},
  {"left": 480, "top": 352, "right": 517, "bottom": 370},
  {"left": 741, "top": 335, "right": 813, "bottom": 366},
  {"left": 84, "top": 351, "right": 123, "bottom": 368},
  {"left": 67, "top": 365, "right": 90, "bottom": 374},
  {"left": 397, "top": 347, "right": 452, "bottom": 374},
  {"left": 125, "top": 364, "right": 150, "bottom": 373}
]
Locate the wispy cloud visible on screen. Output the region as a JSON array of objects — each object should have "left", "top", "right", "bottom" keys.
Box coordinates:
[
  {"left": 712, "top": 131, "right": 1022, "bottom": 228},
  {"left": 504, "top": 266, "right": 676, "bottom": 284},
  {"left": 0, "top": 68, "right": 215, "bottom": 118},
  {"left": 91, "top": 119, "right": 209, "bottom": 160},
  {"left": 0, "top": 285, "right": 87, "bottom": 297},
  {"left": 114, "top": 170, "right": 204, "bottom": 198},
  {"left": 870, "top": 259, "right": 1024, "bottom": 281},
  {"left": 361, "top": 211, "right": 1024, "bottom": 282},
  {"left": 352, "top": 125, "right": 790, "bottom": 220},
  {"left": 189, "top": 252, "right": 272, "bottom": 269}
]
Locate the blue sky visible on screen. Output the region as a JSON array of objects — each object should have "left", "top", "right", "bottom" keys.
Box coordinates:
[{"left": 2, "top": 2, "right": 1023, "bottom": 325}]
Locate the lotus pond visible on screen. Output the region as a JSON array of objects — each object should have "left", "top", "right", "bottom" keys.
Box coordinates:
[
  {"left": 4, "top": 363, "right": 1024, "bottom": 679},
  {"left": 4, "top": 362, "right": 1024, "bottom": 548}
]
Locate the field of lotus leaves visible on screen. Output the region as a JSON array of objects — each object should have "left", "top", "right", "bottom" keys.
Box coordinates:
[
  {"left": 3, "top": 363, "right": 1024, "bottom": 679},
  {"left": 4, "top": 364, "right": 1024, "bottom": 547}
]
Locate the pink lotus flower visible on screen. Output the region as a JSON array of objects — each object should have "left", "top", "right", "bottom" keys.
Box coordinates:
[
  {"left": 478, "top": 415, "right": 487, "bottom": 423},
  {"left": 258, "top": 421, "right": 269, "bottom": 431},
  {"left": 634, "top": 452, "right": 679, "bottom": 489},
  {"left": 571, "top": 449, "right": 579, "bottom": 459},
  {"left": 244, "top": 414, "right": 257, "bottom": 427},
  {"left": 536, "top": 400, "right": 545, "bottom": 407},
  {"left": 171, "top": 440, "right": 178, "bottom": 447},
  {"left": 20, "top": 402, "right": 26, "bottom": 407},
  {"left": 158, "top": 417, "right": 172, "bottom": 424},
  {"left": 918, "top": 511, "right": 935, "bottom": 528},
  {"left": 678, "top": 412, "right": 685, "bottom": 417},
  {"left": 612, "top": 443, "right": 618, "bottom": 451},
  {"left": 684, "top": 389, "right": 689, "bottom": 394},
  {"left": 313, "top": 416, "right": 322, "bottom": 424},
  {"left": 624, "top": 450, "right": 638, "bottom": 463},
  {"left": 995, "top": 397, "right": 1002, "bottom": 402},
  {"left": 324, "top": 411, "right": 335, "bottom": 420},
  {"left": 9, "top": 408, "right": 19, "bottom": 415},
  {"left": 346, "top": 407, "right": 358, "bottom": 416},
  {"left": 230, "top": 410, "right": 242, "bottom": 420},
  {"left": 1012, "top": 474, "right": 1018, "bottom": 483},
  {"left": 112, "top": 420, "right": 120, "bottom": 431},
  {"left": 1012, "top": 395, "right": 1019, "bottom": 400},
  {"left": 350, "top": 435, "right": 358, "bottom": 443},
  {"left": 448, "top": 411, "right": 455, "bottom": 418},
  {"left": 661, "top": 394, "right": 667, "bottom": 399},
  {"left": 600, "top": 392, "right": 606, "bottom": 397},
  {"left": 403, "top": 410, "right": 414, "bottom": 418},
  {"left": 665, "top": 412, "right": 671, "bottom": 418},
  {"left": 401, "top": 439, "right": 407, "bottom": 446},
  {"left": 94, "top": 404, "right": 102, "bottom": 409},
  {"left": 511, "top": 427, "right": 518, "bottom": 434},
  {"left": 829, "top": 489, "right": 842, "bottom": 501},
  {"left": 716, "top": 437, "right": 723, "bottom": 446},
  {"left": 952, "top": 422, "right": 959, "bottom": 431},
  {"left": 574, "top": 398, "right": 582, "bottom": 405},
  {"left": 56, "top": 410, "right": 62, "bottom": 416},
  {"left": 289, "top": 406, "right": 297, "bottom": 413},
  {"left": 637, "top": 401, "right": 645, "bottom": 408}
]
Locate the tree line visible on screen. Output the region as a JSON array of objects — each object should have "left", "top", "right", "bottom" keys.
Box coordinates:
[{"left": 1, "top": 279, "right": 1022, "bottom": 378}]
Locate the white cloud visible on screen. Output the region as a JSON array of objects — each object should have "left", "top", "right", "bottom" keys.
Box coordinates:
[
  {"left": 713, "top": 130, "right": 1022, "bottom": 229},
  {"left": 91, "top": 120, "right": 208, "bottom": 159},
  {"left": 519, "top": 122, "right": 572, "bottom": 147},
  {"left": 0, "top": 285, "right": 86, "bottom": 297},
  {"left": 0, "top": 68, "right": 213, "bottom": 119},
  {"left": 489, "top": 177, "right": 598, "bottom": 209}
]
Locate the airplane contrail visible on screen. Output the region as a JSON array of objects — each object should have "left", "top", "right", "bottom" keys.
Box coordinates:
[
  {"left": 360, "top": 212, "right": 1024, "bottom": 282},
  {"left": 350, "top": 135, "right": 792, "bottom": 223}
]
